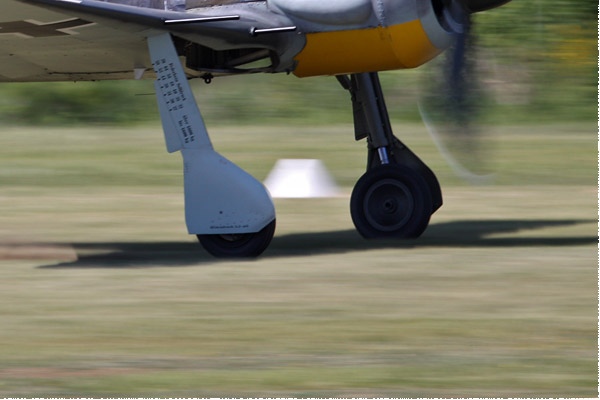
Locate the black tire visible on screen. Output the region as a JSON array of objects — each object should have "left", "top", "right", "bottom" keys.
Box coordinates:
[
  {"left": 350, "top": 165, "right": 432, "bottom": 239},
  {"left": 197, "top": 219, "right": 276, "bottom": 258}
]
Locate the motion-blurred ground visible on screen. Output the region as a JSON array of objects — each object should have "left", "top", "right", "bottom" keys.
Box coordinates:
[{"left": 0, "top": 123, "right": 596, "bottom": 397}]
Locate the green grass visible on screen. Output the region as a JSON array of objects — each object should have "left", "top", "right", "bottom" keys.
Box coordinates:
[
  {"left": 0, "top": 122, "right": 595, "bottom": 188},
  {"left": 0, "top": 123, "right": 597, "bottom": 396}
]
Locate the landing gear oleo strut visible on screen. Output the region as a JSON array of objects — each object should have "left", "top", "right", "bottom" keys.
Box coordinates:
[
  {"left": 148, "top": 33, "right": 276, "bottom": 258},
  {"left": 338, "top": 72, "right": 443, "bottom": 239}
]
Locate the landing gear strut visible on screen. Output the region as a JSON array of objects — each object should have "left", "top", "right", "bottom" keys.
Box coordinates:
[
  {"left": 338, "top": 72, "right": 443, "bottom": 239},
  {"left": 148, "top": 33, "right": 276, "bottom": 258}
]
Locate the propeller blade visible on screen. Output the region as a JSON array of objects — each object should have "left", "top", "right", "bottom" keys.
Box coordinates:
[
  {"left": 465, "top": 0, "right": 512, "bottom": 13},
  {"left": 418, "top": 0, "right": 508, "bottom": 183}
]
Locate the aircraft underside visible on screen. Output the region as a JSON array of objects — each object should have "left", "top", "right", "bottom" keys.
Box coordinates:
[
  {"left": 0, "top": 0, "right": 513, "bottom": 257},
  {"left": 148, "top": 32, "right": 442, "bottom": 257}
]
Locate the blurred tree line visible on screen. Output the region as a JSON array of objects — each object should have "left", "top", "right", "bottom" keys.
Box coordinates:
[{"left": 0, "top": 0, "right": 596, "bottom": 125}]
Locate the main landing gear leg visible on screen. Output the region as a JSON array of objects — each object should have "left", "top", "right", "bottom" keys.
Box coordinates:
[
  {"left": 148, "top": 33, "right": 275, "bottom": 258},
  {"left": 337, "top": 72, "right": 443, "bottom": 239}
]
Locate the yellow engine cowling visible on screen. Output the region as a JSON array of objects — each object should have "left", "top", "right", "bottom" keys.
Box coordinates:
[{"left": 291, "top": 0, "right": 454, "bottom": 77}]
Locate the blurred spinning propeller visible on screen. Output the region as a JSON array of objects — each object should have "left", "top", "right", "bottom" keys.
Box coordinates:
[{"left": 419, "top": 0, "right": 511, "bottom": 183}]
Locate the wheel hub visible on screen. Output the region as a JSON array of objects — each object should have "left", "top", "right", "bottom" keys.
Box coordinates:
[{"left": 363, "top": 178, "right": 414, "bottom": 232}]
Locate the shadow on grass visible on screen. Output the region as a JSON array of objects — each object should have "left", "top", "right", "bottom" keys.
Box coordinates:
[{"left": 36, "top": 218, "right": 597, "bottom": 269}]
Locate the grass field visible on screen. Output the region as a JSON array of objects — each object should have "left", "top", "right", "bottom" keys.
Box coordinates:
[{"left": 0, "top": 123, "right": 597, "bottom": 397}]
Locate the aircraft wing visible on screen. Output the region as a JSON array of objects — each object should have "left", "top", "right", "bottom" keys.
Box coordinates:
[
  {"left": 0, "top": 0, "right": 157, "bottom": 81},
  {"left": 0, "top": 0, "right": 292, "bottom": 82}
]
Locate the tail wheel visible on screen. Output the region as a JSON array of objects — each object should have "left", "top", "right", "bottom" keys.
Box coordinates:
[
  {"left": 197, "top": 219, "right": 276, "bottom": 258},
  {"left": 350, "top": 165, "right": 432, "bottom": 239}
]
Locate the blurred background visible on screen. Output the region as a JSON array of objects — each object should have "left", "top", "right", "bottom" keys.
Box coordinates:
[
  {"left": 0, "top": 0, "right": 596, "bottom": 127},
  {"left": 0, "top": 1, "right": 597, "bottom": 397}
]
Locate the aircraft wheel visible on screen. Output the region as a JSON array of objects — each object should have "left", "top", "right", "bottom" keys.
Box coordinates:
[
  {"left": 197, "top": 219, "right": 276, "bottom": 258},
  {"left": 350, "top": 165, "right": 432, "bottom": 239}
]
